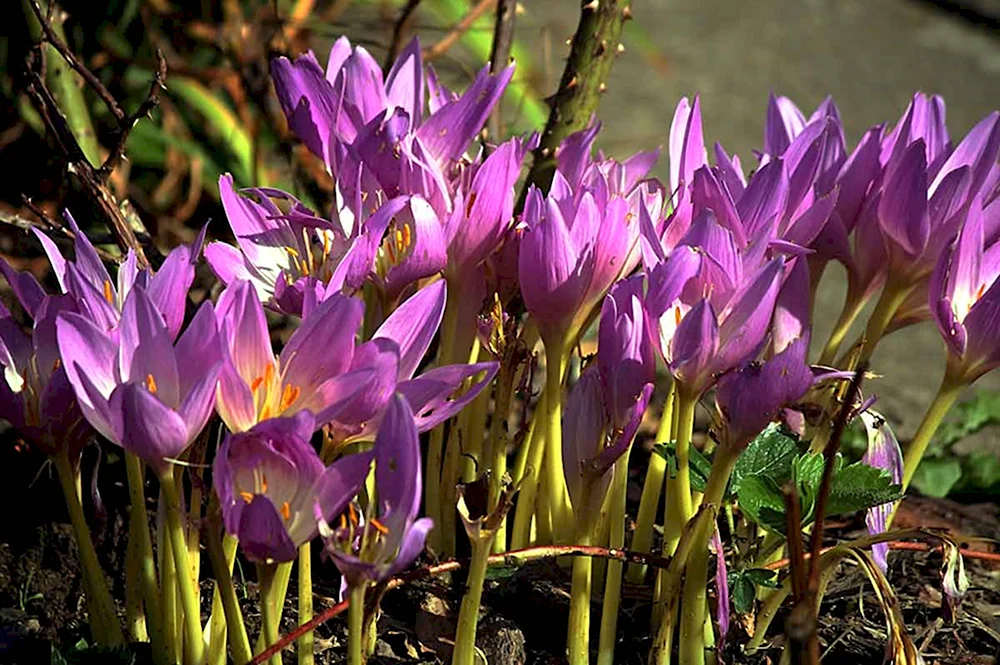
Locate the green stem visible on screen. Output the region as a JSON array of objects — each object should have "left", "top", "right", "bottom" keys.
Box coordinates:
[
  {"left": 205, "top": 530, "right": 251, "bottom": 665},
  {"left": 542, "top": 333, "right": 570, "bottom": 540},
  {"left": 53, "top": 449, "right": 124, "bottom": 647},
  {"left": 255, "top": 561, "right": 293, "bottom": 653},
  {"left": 856, "top": 279, "right": 915, "bottom": 365},
  {"left": 628, "top": 383, "right": 676, "bottom": 584},
  {"left": 511, "top": 391, "right": 548, "bottom": 549},
  {"left": 348, "top": 584, "right": 367, "bottom": 665},
  {"left": 817, "top": 288, "right": 869, "bottom": 366},
  {"left": 160, "top": 470, "right": 206, "bottom": 665},
  {"left": 125, "top": 453, "right": 164, "bottom": 657},
  {"left": 567, "top": 525, "right": 595, "bottom": 665},
  {"left": 669, "top": 389, "right": 697, "bottom": 530},
  {"left": 597, "top": 457, "right": 630, "bottom": 665},
  {"left": 648, "top": 507, "right": 716, "bottom": 665},
  {"left": 161, "top": 511, "right": 179, "bottom": 664},
  {"left": 901, "top": 374, "right": 964, "bottom": 492},
  {"left": 452, "top": 536, "right": 494, "bottom": 665},
  {"left": 487, "top": 359, "right": 516, "bottom": 553},
  {"left": 125, "top": 502, "right": 148, "bottom": 642},
  {"left": 297, "top": 543, "right": 314, "bottom": 665},
  {"left": 677, "top": 447, "right": 739, "bottom": 665},
  {"left": 256, "top": 564, "right": 280, "bottom": 665},
  {"left": 426, "top": 286, "right": 461, "bottom": 551}
]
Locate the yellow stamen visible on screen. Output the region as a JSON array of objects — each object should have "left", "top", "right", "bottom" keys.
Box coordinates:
[
  {"left": 280, "top": 501, "right": 291, "bottom": 521},
  {"left": 339, "top": 514, "right": 347, "bottom": 530},
  {"left": 239, "top": 491, "right": 254, "bottom": 504},
  {"left": 250, "top": 376, "right": 265, "bottom": 393},
  {"left": 284, "top": 246, "right": 300, "bottom": 258},
  {"left": 103, "top": 280, "right": 114, "bottom": 305},
  {"left": 369, "top": 517, "right": 389, "bottom": 535},
  {"left": 348, "top": 503, "right": 358, "bottom": 527},
  {"left": 261, "top": 473, "right": 268, "bottom": 494},
  {"left": 145, "top": 374, "right": 158, "bottom": 394}
]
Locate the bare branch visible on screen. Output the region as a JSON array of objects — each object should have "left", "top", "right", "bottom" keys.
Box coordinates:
[
  {"left": 424, "top": 0, "right": 497, "bottom": 62},
  {"left": 99, "top": 49, "right": 168, "bottom": 178},
  {"left": 384, "top": 0, "right": 422, "bottom": 70},
  {"left": 487, "top": 0, "right": 517, "bottom": 141}
]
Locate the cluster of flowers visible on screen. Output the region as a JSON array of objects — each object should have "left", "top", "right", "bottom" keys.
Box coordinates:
[{"left": 2, "top": 33, "right": 998, "bottom": 665}]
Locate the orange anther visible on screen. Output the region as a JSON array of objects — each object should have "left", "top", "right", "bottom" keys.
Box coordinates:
[
  {"left": 240, "top": 491, "right": 254, "bottom": 504},
  {"left": 103, "top": 280, "right": 114, "bottom": 305},
  {"left": 145, "top": 374, "right": 158, "bottom": 394},
  {"left": 280, "top": 501, "right": 291, "bottom": 521},
  {"left": 369, "top": 517, "right": 389, "bottom": 535}
]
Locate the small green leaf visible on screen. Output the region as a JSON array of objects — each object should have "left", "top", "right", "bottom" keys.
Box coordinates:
[
  {"left": 745, "top": 568, "right": 780, "bottom": 588},
  {"left": 911, "top": 458, "right": 963, "bottom": 498},
  {"left": 728, "top": 572, "right": 756, "bottom": 614},
  {"left": 826, "top": 461, "right": 902, "bottom": 515},
  {"left": 737, "top": 475, "right": 786, "bottom": 534},
  {"left": 730, "top": 424, "right": 799, "bottom": 494},
  {"left": 652, "top": 441, "right": 712, "bottom": 492}
]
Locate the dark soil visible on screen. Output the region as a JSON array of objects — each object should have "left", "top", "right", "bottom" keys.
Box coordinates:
[{"left": 0, "top": 436, "right": 998, "bottom": 665}]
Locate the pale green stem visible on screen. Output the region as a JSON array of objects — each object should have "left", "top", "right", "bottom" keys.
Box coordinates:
[
  {"left": 451, "top": 536, "right": 494, "bottom": 665},
  {"left": 348, "top": 584, "right": 367, "bottom": 665},
  {"left": 441, "top": 423, "right": 461, "bottom": 556},
  {"left": 511, "top": 392, "right": 548, "bottom": 549},
  {"left": 487, "top": 361, "right": 516, "bottom": 553},
  {"left": 677, "top": 447, "right": 740, "bottom": 665},
  {"left": 597, "top": 457, "right": 630, "bottom": 665},
  {"left": 426, "top": 286, "right": 461, "bottom": 551},
  {"left": 125, "top": 453, "right": 164, "bottom": 656},
  {"left": 161, "top": 510, "right": 180, "bottom": 664},
  {"left": 256, "top": 564, "right": 280, "bottom": 665},
  {"left": 205, "top": 530, "right": 251, "bottom": 665},
  {"left": 125, "top": 524, "right": 148, "bottom": 642},
  {"left": 255, "top": 562, "right": 293, "bottom": 653},
  {"left": 628, "top": 382, "right": 676, "bottom": 585},
  {"left": 53, "top": 449, "right": 124, "bottom": 647},
  {"left": 856, "top": 279, "right": 916, "bottom": 366},
  {"left": 668, "top": 389, "right": 697, "bottom": 533},
  {"left": 297, "top": 543, "right": 314, "bottom": 665},
  {"left": 817, "top": 287, "right": 870, "bottom": 366},
  {"left": 648, "top": 508, "right": 715, "bottom": 665},
  {"left": 160, "top": 470, "right": 206, "bottom": 665},
  {"left": 542, "top": 333, "right": 570, "bottom": 539},
  {"left": 567, "top": 524, "right": 595, "bottom": 665},
  {"left": 901, "top": 374, "right": 964, "bottom": 492},
  {"left": 512, "top": 391, "right": 543, "bottom": 485}
]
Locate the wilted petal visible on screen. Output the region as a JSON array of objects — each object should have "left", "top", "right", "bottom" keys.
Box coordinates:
[{"left": 860, "top": 411, "right": 903, "bottom": 572}]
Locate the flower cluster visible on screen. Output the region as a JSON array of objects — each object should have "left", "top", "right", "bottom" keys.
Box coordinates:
[{"left": 2, "top": 32, "right": 998, "bottom": 665}]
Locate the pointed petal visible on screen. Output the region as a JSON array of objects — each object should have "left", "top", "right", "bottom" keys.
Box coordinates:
[
  {"left": 113, "top": 382, "right": 190, "bottom": 472},
  {"left": 878, "top": 139, "right": 929, "bottom": 260},
  {"left": 0, "top": 258, "right": 46, "bottom": 317},
  {"left": 237, "top": 494, "right": 298, "bottom": 563},
  {"left": 396, "top": 362, "right": 499, "bottom": 432},
  {"left": 147, "top": 244, "right": 196, "bottom": 339},
  {"left": 385, "top": 37, "right": 425, "bottom": 125},
  {"left": 281, "top": 293, "right": 361, "bottom": 391},
  {"left": 374, "top": 280, "right": 445, "bottom": 380}
]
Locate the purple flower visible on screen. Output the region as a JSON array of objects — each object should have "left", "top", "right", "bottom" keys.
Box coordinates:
[
  {"left": 3, "top": 212, "right": 202, "bottom": 338},
  {"left": 318, "top": 394, "right": 433, "bottom": 589},
  {"left": 214, "top": 280, "right": 372, "bottom": 433},
  {"left": 859, "top": 411, "right": 903, "bottom": 573},
  {"left": 597, "top": 275, "right": 656, "bottom": 430},
  {"left": 714, "top": 337, "right": 813, "bottom": 450},
  {"left": 0, "top": 294, "right": 92, "bottom": 458},
  {"left": 56, "top": 286, "right": 221, "bottom": 473},
  {"left": 929, "top": 193, "right": 1000, "bottom": 384},
  {"left": 213, "top": 411, "right": 372, "bottom": 564}
]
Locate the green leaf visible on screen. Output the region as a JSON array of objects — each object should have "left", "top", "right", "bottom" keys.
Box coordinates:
[
  {"left": 730, "top": 424, "right": 798, "bottom": 494},
  {"left": 737, "top": 475, "right": 786, "bottom": 534},
  {"left": 728, "top": 572, "right": 756, "bottom": 614},
  {"left": 745, "top": 568, "right": 780, "bottom": 588},
  {"left": 958, "top": 451, "right": 1000, "bottom": 492},
  {"left": 826, "top": 461, "right": 902, "bottom": 515},
  {"left": 910, "top": 458, "right": 963, "bottom": 498},
  {"left": 652, "top": 441, "right": 712, "bottom": 493},
  {"left": 791, "top": 453, "right": 826, "bottom": 521}
]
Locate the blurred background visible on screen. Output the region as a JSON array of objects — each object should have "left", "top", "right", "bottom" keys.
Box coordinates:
[{"left": 1, "top": 0, "right": 998, "bottom": 495}]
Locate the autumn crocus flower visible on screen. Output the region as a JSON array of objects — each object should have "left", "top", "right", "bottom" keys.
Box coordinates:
[
  {"left": 0, "top": 294, "right": 91, "bottom": 459},
  {"left": 214, "top": 411, "right": 373, "bottom": 564},
  {"left": 0, "top": 213, "right": 201, "bottom": 339},
  {"left": 56, "top": 286, "right": 221, "bottom": 473},
  {"left": 318, "top": 394, "right": 433, "bottom": 588},
  {"left": 214, "top": 280, "right": 373, "bottom": 433}
]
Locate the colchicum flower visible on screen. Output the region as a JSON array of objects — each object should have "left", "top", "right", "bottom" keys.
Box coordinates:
[
  {"left": 213, "top": 411, "right": 373, "bottom": 563},
  {"left": 56, "top": 286, "right": 221, "bottom": 473},
  {"left": 214, "top": 280, "right": 373, "bottom": 433},
  {"left": 318, "top": 394, "right": 433, "bottom": 589},
  {"left": 860, "top": 410, "right": 904, "bottom": 573}
]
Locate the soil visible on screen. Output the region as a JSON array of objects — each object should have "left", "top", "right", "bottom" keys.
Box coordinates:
[{"left": 0, "top": 437, "right": 997, "bottom": 665}]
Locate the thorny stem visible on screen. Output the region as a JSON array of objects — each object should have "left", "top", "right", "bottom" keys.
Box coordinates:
[
  {"left": 160, "top": 469, "right": 206, "bottom": 665},
  {"left": 518, "top": 0, "right": 633, "bottom": 204},
  {"left": 53, "top": 449, "right": 124, "bottom": 647},
  {"left": 125, "top": 453, "right": 165, "bottom": 658},
  {"left": 628, "top": 382, "right": 676, "bottom": 584},
  {"left": 297, "top": 543, "right": 314, "bottom": 665}
]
